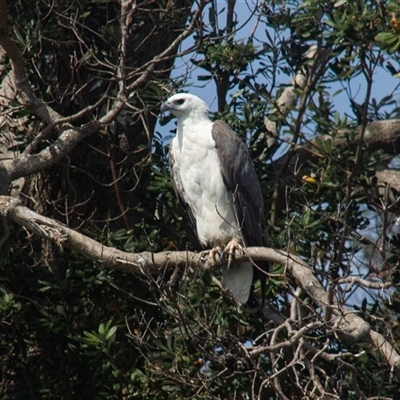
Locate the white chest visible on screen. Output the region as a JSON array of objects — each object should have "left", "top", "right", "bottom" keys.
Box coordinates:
[{"left": 171, "top": 123, "right": 239, "bottom": 246}]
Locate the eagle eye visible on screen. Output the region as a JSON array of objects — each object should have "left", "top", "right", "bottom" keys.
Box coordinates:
[{"left": 174, "top": 98, "right": 185, "bottom": 105}]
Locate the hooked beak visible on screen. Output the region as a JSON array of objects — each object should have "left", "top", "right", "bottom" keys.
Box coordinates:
[{"left": 160, "top": 102, "right": 170, "bottom": 113}]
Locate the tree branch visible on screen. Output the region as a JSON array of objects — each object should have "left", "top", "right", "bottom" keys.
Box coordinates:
[
  {"left": 0, "top": 0, "right": 205, "bottom": 190},
  {"left": 0, "top": 194, "right": 399, "bottom": 377},
  {"left": 268, "top": 118, "right": 400, "bottom": 213},
  {"left": 0, "top": 0, "right": 62, "bottom": 123},
  {"left": 335, "top": 119, "right": 400, "bottom": 154},
  {"left": 375, "top": 169, "right": 400, "bottom": 194}
]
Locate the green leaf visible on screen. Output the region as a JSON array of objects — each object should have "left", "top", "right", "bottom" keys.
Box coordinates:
[
  {"left": 387, "top": 2, "right": 400, "bottom": 12},
  {"left": 334, "top": 0, "right": 347, "bottom": 7},
  {"left": 105, "top": 325, "right": 118, "bottom": 341},
  {"left": 83, "top": 331, "right": 102, "bottom": 344},
  {"left": 376, "top": 32, "right": 399, "bottom": 42}
]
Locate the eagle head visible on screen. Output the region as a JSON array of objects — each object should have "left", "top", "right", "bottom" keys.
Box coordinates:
[{"left": 160, "top": 93, "right": 209, "bottom": 120}]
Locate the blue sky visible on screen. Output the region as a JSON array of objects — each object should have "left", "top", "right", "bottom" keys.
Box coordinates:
[{"left": 158, "top": 0, "right": 399, "bottom": 134}]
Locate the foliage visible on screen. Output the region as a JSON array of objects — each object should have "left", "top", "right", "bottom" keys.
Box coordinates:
[{"left": 1, "top": 0, "right": 400, "bottom": 399}]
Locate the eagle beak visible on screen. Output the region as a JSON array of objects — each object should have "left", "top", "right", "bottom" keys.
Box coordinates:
[{"left": 160, "top": 102, "right": 170, "bottom": 113}]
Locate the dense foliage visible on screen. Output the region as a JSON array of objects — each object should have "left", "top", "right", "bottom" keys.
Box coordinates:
[{"left": 1, "top": 0, "right": 400, "bottom": 398}]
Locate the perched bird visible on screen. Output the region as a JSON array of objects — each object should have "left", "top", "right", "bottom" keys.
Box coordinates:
[{"left": 161, "top": 93, "right": 268, "bottom": 307}]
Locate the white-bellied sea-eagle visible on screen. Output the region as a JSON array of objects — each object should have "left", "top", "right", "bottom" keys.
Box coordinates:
[{"left": 161, "top": 93, "right": 268, "bottom": 307}]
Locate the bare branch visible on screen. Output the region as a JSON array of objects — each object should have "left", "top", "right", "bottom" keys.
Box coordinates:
[
  {"left": 0, "top": 0, "right": 62, "bottom": 123},
  {"left": 337, "top": 276, "right": 392, "bottom": 290},
  {"left": 1, "top": 194, "right": 399, "bottom": 378},
  {"left": 7, "top": 124, "right": 99, "bottom": 180},
  {"left": 0, "top": 195, "right": 194, "bottom": 274}
]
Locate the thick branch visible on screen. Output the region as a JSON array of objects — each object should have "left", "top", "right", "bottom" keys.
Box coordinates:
[
  {"left": 0, "top": 195, "right": 399, "bottom": 377},
  {"left": 6, "top": 126, "right": 94, "bottom": 180},
  {"left": 375, "top": 169, "right": 400, "bottom": 194},
  {"left": 268, "top": 118, "right": 400, "bottom": 213},
  {"left": 335, "top": 119, "right": 400, "bottom": 154},
  {"left": 0, "top": 196, "right": 195, "bottom": 273},
  {"left": 366, "top": 330, "right": 400, "bottom": 377}
]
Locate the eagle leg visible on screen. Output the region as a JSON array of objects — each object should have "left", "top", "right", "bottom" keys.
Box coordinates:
[{"left": 224, "top": 239, "right": 243, "bottom": 269}]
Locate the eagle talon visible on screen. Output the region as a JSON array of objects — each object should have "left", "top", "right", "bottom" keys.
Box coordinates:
[
  {"left": 200, "top": 251, "right": 208, "bottom": 262},
  {"left": 226, "top": 251, "right": 235, "bottom": 269},
  {"left": 224, "top": 239, "right": 243, "bottom": 269},
  {"left": 209, "top": 246, "right": 223, "bottom": 265}
]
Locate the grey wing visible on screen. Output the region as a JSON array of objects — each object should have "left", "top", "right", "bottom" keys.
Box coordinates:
[
  {"left": 211, "top": 120, "right": 266, "bottom": 248},
  {"left": 212, "top": 120, "right": 268, "bottom": 306},
  {"left": 169, "top": 140, "right": 197, "bottom": 236}
]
